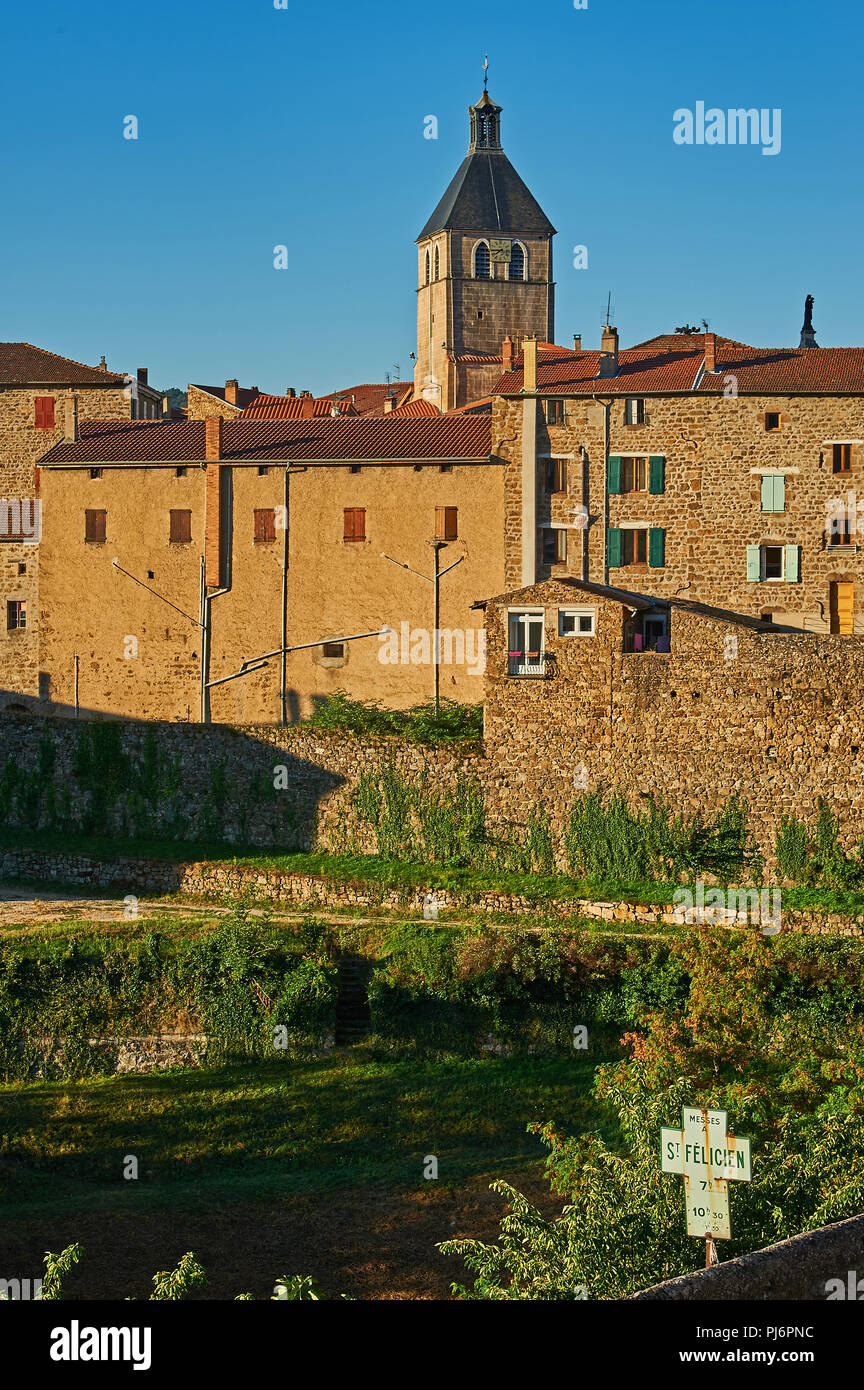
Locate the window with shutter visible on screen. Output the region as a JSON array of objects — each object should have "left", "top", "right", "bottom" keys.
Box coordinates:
[
  {"left": 784, "top": 544, "right": 800, "bottom": 582},
  {"left": 648, "top": 527, "right": 665, "bottom": 568},
  {"left": 435, "top": 506, "right": 458, "bottom": 541},
  {"left": 649, "top": 456, "right": 666, "bottom": 495},
  {"left": 85, "top": 509, "right": 106, "bottom": 543},
  {"left": 607, "top": 527, "right": 622, "bottom": 567},
  {"left": 344, "top": 508, "right": 366, "bottom": 542},
  {"left": 761, "top": 474, "right": 785, "bottom": 512},
  {"left": 608, "top": 456, "right": 623, "bottom": 494},
  {"left": 34, "top": 397, "right": 55, "bottom": 429},
  {"left": 169, "top": 509, "right": 192, "bottom": 543},
  {"left": 746, "top": 545, "right": 761, "bottom": 582},
  {"left": 254, "top": 509, "right": 276, "bottom": 543}
]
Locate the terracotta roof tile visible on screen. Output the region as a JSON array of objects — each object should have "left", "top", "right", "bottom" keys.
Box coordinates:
[
  {"left": 0, "top": 342, "right": 128, "bottom": 387},
  {"left": 239, "top": 393, "right": 359, "bottom": 420},
  {"left": 698, "top": 347, "right": 864, "bottom": 393},
  {"left": 39, "top": 416, "right": 493, "bottom": 465},
  {"left": 389, "top": 398, "right": 439, "bottom": 417},
  {"left": 190, "top": 383, "right": 261, "bottom": 410}
]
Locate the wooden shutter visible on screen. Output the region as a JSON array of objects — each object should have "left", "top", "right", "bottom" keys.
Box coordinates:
[
  {"left": 648, "top": 527, "right": 665, "bottom": 568},
  {"left": 746, "top": 545, "right": 761, "bottom": 582},
  {"left": 254, "top": 508, "right": 276, "bottom": 542},
  {"left": 761, "top": 474, "right": 785, "bottom": 513},
  {"left": 344, "top": 507, "right": 365, "bottom": 541},
  {"left": 784, "top": 544, "right": 800, "bottom": 582},
  {"left": 34, "top": 397, "right": 55, "bottom": 429},
  {"left": 608, "top": 456, "right": 623, "bottom": 494},
  {"left": 648, "top": 456, "right": 666, "bottom": 495},
  {"left": 85, "top": 509, "right": 106, "bottom": 543},
  {"left": 607, "top": 527, "right": 622, "bottom": 567},
  {"left": 435, "top": 506, "right": 458, "bottom": 541},
  {"left": 170, "top": 509, "right": 192, "bottom": 543}
]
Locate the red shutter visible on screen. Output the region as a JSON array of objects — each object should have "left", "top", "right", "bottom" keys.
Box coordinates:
[
  {"left": 254, "top": 508, "right": 276, "bottom": 542},
  {"left": 344, "top": 508, "right": 365, "bottom": 541},
  {"left": 34, "top": 396, "right": 55, "bottom": 429},
  {"left": 170, "top": 510, "right": 192, "bottom": 543},
  {"left": 85, "top": 509, "right": 106, "bottom": 543}
]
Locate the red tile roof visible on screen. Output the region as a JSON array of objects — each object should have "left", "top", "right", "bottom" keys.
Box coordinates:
[
  {"left": 627, "top": 333, "right": 753, "bottom": 353},
  {"left": 239, "top": 393, "right": 359, "bottom": 420},
  {"left": 390, "top": 398, "right": 439, "bottom": 417},
  {"left": 495, "top": 344, "right": 705, "bottom": 394},
  {"left": 191, "top": 383, "right": 261, "bottom": 410},
  {"left": 39, "top": 415, "right": 493, "bottom": 465},
  {"left": 447, "top": 397, "right": 493, "bottom": 414},
  {"left": 319, "top": 383, "right": 413, "bottom": 416},
  {"left": 698, "top": 347, "right": 864, "bottom": 393},
  {"left": 0, "top": 342, "right": 128, "bottom": 386}
]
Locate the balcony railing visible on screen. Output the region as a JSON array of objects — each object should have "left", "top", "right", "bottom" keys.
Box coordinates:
[{"left": 507, "top": 650, "right": 548, "bottom": 677}]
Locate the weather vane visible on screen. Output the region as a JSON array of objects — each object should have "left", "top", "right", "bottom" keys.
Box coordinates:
[{"left": 483, "top": 55, "right": 489, "bottom": 91}]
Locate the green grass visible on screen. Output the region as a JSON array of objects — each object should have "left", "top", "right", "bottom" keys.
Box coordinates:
[{"left": 0, "top": 1051, "right": 611, "bottom": 1219}]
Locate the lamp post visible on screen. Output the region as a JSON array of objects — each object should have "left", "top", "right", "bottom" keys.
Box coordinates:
[{"left": 380, "top": 541, "right": 464, "bottom": 714}]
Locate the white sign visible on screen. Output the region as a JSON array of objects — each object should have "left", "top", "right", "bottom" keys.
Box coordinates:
[{"left": 661, "top": 1108, "right": 751, "bottom": 1239}]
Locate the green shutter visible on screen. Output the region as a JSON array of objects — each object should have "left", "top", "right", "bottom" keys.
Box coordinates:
[
  {"left": 746, "top": 545, "right": 761, "bottom": 582},
  {"left": 607, "top": 527, "right": 622, "bottom": 567},
  {"left": 761, "top": 474, "right": 785, "bottom": 512},
  {"left": 648, "top": 527, "right": 665, "bottom": 568},
  {"left": 649, "top": 455, "right": 666, "bottom": 494},
  {"left": 608, "top": 456, "right": 622, "bottom": 494},
  {"left": 784, "top": 544, "right": 800, "bottom": 582}
]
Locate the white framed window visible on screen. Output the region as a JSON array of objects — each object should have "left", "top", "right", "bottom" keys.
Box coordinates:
[
  {"left": 559, "top": 608, "right": 595, "bottom": 637},
  {"left": 624, "top": 397, "right": 646, "bottom": 425},
  {"left": 507, "top": 609, "right": 545, "bottom": 676}
]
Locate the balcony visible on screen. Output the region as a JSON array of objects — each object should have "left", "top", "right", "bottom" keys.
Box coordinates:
[{"left": 507, "top": 650, "right": 549, "bottom": 677}]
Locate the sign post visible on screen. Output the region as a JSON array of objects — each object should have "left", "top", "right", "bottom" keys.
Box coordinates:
[{"left": 661, "top": 1107, "right": 751, "bottom": 1265}]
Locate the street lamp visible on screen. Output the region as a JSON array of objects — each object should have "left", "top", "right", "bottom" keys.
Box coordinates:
[{"left": 380, "top": 541, "right": 464, "bottom": 713}]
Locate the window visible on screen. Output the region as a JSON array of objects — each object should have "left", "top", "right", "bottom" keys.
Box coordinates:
[
  {"left": 344, "top": 507, "right": 366, "bottom": 542},
  {"left": 760, "top": 474, "right": 786, "bottom": 513},
  {"left": 827, "top": 501, "right": 854, "bottom": 545},
  {"left": 84, "top": 509, "right": 106, "bottom": 543},
  {"left": 176, "top": 467, "right": 187, "bottom": 478},
  {"left": 474, "top": 241, "right": 491, "bottom": 279},
  {"left": 509, "top": 242, "right": 525, "bottom": 281},
  {"left": 434, "top": 245, "right": 440, "bottom": 281},
  {"left": 439, "top": 464, "right": 453, "bottom": 474},
  {"left": 34, "top": 397, "right": 55, "bottom": 429},
  {"left": 621, "top": 528, "right": 648, "bottom": 565},
  {"left": 6, "top": 600, "right": 26, "bottom": 630},
  {"left": 322, "top": 642, "right": 346, "bottom": 659},
  {"left": 169, "top": 509, "right": 192, "bottom": 543},
  {"left": 746, "top": 545, "right": 799, "bottom": 582},
  {"left": 762, "top": 545, "right": 784, "bottom": 579},
  {"left": 435, "top": 506, "right": 458, "bottom": 541},
  {"left": 544, "top": 459, "right": 567, "bottom": 493},
  {"left": 425, "top": 250, "right": 431, "bottom": 285},
  {"left": 348, "top": 465, "right": 362, "bottom": 474},
  {"left": 559, "top": 608, "right": 595, "bottom": 636},
  {"left": 765, "top": 412, "right": 781, "bottom": 432},
  {"left": 622, "top": 457, "right": 648, "bottom": 493},
  {"left": 89, "top": 468, "right": 102, "bottom": 480},
  {"left": 624, "top": 398, "right": 645, "bottom": 425},
  {"left": 254, "top": 508, "right": 276, "bottom": 543},
  {"left": 258, "top": 466, "right": 270, "bottom": 477},
  {"left": 508, "top": 610, "right": 545, "bottom": 676},
  {"left": 545, "top": 400, "right": 566, "bottom": 426},
  {"left": 17, "top": 563, "right": 26, "bottom": 576},
  {"left": 833, "top": 444, "right": 853, "bottom": 473},
  {"left": 542, "top": 527, "right": 567, "bottom": 566}
]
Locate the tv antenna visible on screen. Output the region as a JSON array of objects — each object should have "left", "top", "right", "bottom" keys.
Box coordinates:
[{"left": 603, "top": 292, "right": 615, "bottom": 326}]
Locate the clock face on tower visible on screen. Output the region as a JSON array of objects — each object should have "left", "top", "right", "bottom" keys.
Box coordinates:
[{"left": 489, "top": 238, "right": 511, "bottom": 263}]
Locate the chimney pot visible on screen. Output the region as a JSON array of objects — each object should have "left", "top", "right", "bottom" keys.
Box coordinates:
[
  {"left": 225, "top": 378, "right": 239, "bottom": 406},
  {"left": 137, "top": 367, "right": 148, "bottom": 386},
  {"left": 704, "top": 332, "right": 717, "bottom": 373},
  {"left": 98, "top": 355, "right": 107, "bottom": 370},
  {"left": 205, "top": 416, "right": 223, "bottom": 461},
  {"left": 286, "top": 387, "right": 296, "bottom": 398},
  {"left": 573, "top": 334, "right": 582, "bottom": 352},
  {"left": 598, "top": 325, "right": 619, "bottom": 378},
  {"left": 64, "top": 391, "right": 79, "bottom": 442}
]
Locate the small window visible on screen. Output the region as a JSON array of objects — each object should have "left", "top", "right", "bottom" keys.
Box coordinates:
[
  {"left": 544, "top": 459, "right": 567, "bottom": 493},
  {"left": 508, "top": 610, "right": 545, "bottom": 676},
  {"left": 84, "top": 509, "right": 106, "bottom": 543},
  {"left": 509, "top": 242, "right": 525, "bottom": 281},
  {"left": 434, "top": 245, "right": 440, "bottom": 281},
  {"left": 542, "top": 527, "right": 567, "bottom": 566},
  {"left": 439, "top": 464, "right": 453, "bottom": 474},
  {"left": 34, "top": 397, "right": 55, "bottom": 429},
  {"left": 621, "top": 458, "right": 648, "bottom": 494},
  {"left": 258, "top": 466, "right": 270, "bottom": 477},
  {"left": 89, "top": 468, "right": 102, "bottom": 480},
  {"left": 322, "top": 642, "right": 346, "bottom": 660},
  {"left": 474, "top": 242, "right": 491, "bottom": 279},
  {"left": 559, "top": 608, "right": 595, "bottom": 636},
  {"left": 545, "top": 400, "right": 566, "bottom": 426},
  {"left": 762, "top": 545, "right": 784, "bottom": 580},
  {"left": 833, "top": 444, "right": 852, "bottom": 473},
  {"left": 169, "top": 509, "right": 192, "bottom": 543},
  {"left": 6, "top": 600, "right": 26, "bottom": 630},
  {"left": 624, "top": 398, "right": 646, "bottom": 426},
  {"left": 765, "top": 412, "right": 781, "bottom": 432},
  {"left": 176, "top": 467, "right": 187, "bottom": 478},
  {"left": 827, "top": 504, "right": 854, "bottom": 545},
  {"left": 348, "top": 465, "right": 362, "bottom": 474},
  {"left": 254, "top": 508, "right": 276, "bottom": 543},
  {"left": 435, "top": 506, "right": 458, "bottom": 541},
  {"left": 17, "top": 563, "right": 26, "bottom": 576},
  {"left": 621, "top": 529, "right": 648, "bottom": 565},
  {"left": 344, "top": 507, "right": 366, "bottom": 542}
]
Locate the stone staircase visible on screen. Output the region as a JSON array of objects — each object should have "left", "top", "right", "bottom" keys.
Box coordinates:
[{"left": 334, "top": 953, "right": 372, "bottom": 1046}]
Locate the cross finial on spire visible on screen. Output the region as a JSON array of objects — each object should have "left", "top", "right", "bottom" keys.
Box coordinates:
[{"left": 483, "top": 55, "right": 489, "bottom": 91}]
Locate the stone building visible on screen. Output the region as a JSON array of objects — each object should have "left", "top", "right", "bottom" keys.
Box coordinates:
[
  {"left": 480, "top": 575, "right": 864, "bottom": 855},
  {"left": 0, "top": 345, "right": 162, "bottom": 704},
  {"left": 492, "top": 327, "right": 864, "bottom": 633},
  {"left": 414, "top": 88, "right": 555, "bottom": 412},
  {"left": 35, "top": 414, "right": 504, "bottom": 721}
]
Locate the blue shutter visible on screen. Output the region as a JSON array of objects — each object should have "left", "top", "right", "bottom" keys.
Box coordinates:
[
  {"left": 607, "top": 528, "right": 622, "bottom": 567},
  {"left": 784, "top": 544, "right": 800, "bottom": 582},
  {"left": 746, "top": 545, "right": 761, "bottom": 582},
  {"left": 608, "top": 456, "right": 623, "bottom": 494},
  {"left": 649, "top": 456, "right": 666, "bottom": 494},
  {"left": 761, "top": 474, "right": 785, "bottom": 512},
  {"left": 648, "top": 527, "right": 665, "bottom": 568}
]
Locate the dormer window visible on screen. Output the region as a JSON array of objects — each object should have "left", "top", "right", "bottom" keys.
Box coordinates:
[{"left": 473, "top": 241, "right": 491, "bottom": 279}]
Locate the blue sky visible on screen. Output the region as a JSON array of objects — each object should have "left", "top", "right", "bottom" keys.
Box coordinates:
[{"left": 2, "top": 0, "right": 861, "bottom": 395}]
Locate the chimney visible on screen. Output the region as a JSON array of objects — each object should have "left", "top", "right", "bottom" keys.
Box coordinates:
[
  {"left": 384, "top": 395, "right": 397, "bottom": 413},
  {"left": 205, "top": 416, "right": 223, "bottom": 461},
  {"left": 522, "top": 337, "right": 538, "bottom": 393},
  {"left": 98, "top": 355, "right": 107, "bottom": 370},
  {"left": 64, "top": 391, "right": 79, "bottom": 442},
  {"left": 225, "top": 378, "right": 239, "bottom": 406},
  {"left": 573, "top": 334, "right": 582, "bottom": 352},
  {"left": 300, "top": 389, "right": 312, "bottom": 398},
  {"left": 598, "top": 325, "right": 619, "bottom": 378},
  {"left": 137, "top": 368, "right": 148, "bottom": 387},
  {"left": 299, "top": 395, "right": 316, "bottom": 418},
  {"left": 704, "top": 332, "right": 717, "bottom": 373},
  {"left": 502, "top": 335, "right": 514, "bottom": 373},
  {"left": 285, "top": 387, "right": 296, "bottom": 398},
  {"left": 162, "top": 394, "right": 172, "bottom": 418}
]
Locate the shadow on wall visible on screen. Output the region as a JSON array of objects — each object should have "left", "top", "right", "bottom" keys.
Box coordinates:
[
  {"left": 0, "top": 684, "right": 316, "bottom": 727},
  {"left": 0, "top": 712, "right": 345, "bottom": 850}
]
